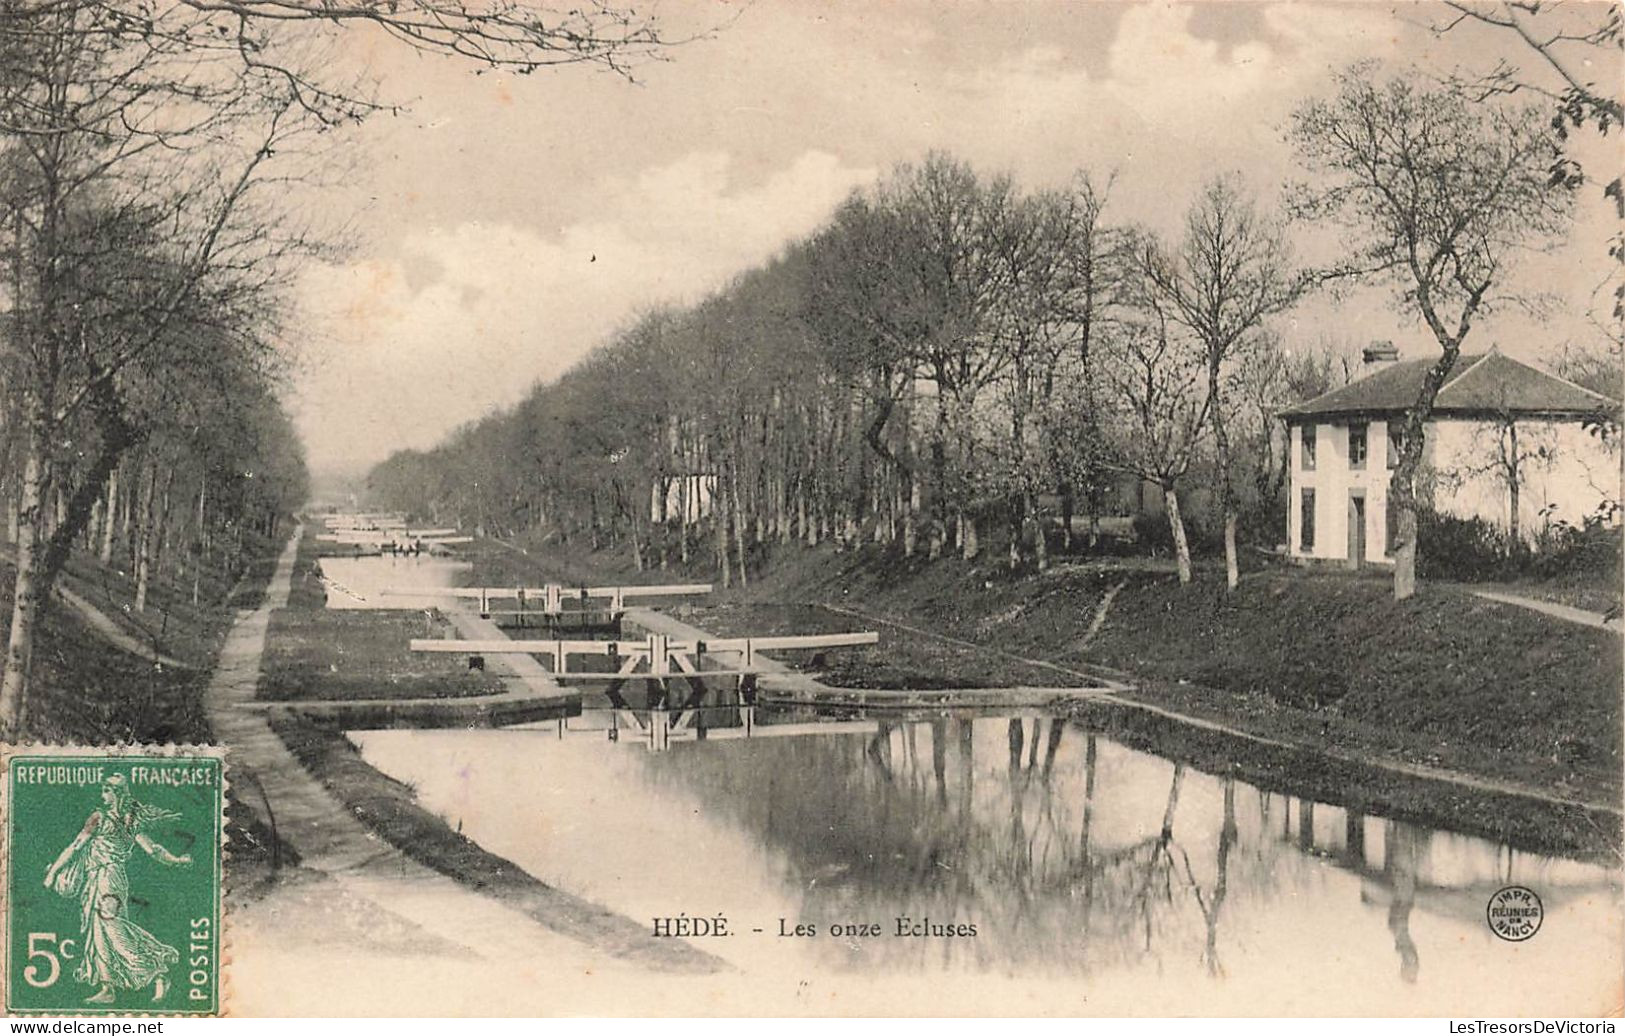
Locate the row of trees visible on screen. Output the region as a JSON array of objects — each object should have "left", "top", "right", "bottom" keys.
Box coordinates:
[
  {"left": 369, "top": 64, "right": 1591, "bottom": 599},
  {"left": 369, "top": 161, "right": 1318, "bottom": 585},
  {"left": 0, "top": 0, "right": 678, "bottom": 737}
]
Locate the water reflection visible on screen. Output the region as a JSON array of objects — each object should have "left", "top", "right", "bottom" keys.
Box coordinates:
[{"left": 351, "top": 715, "right": 1621, "bottom": 1008}]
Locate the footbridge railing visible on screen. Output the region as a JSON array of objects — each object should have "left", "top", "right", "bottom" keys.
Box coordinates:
[{"left": 383, "top": 582, "right": 713, "bottom": 618}]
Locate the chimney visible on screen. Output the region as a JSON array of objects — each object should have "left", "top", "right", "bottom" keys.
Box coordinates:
[{"left": 1362, "top": 340, "right": 1400, "bottom": 370}]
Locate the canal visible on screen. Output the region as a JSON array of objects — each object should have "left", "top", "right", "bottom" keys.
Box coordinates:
[
  {"left": 350, "top": 716, "right": 1620, "bottom": 1009},
  {"left": 321, "top": 553, "right": 1622, "bottom": 1011},
  {"left": 317, "top": 553, "right": 471, "bottom": 609}
]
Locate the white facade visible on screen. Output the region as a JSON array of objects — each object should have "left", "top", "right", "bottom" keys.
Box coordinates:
[
  {"left": 1428, "top": 419, "right": 1617, "bottom": 537},
  {"left": 1287, "top": 416, "right": 1619, "bottom": 563},
  {"left": 1288, "top": 419, "right": 1400, "bottom": 564}
]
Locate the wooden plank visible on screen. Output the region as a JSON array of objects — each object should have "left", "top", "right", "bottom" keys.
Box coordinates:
[
  {"left": 696, "top": 632, "right": 879, "bottom": 652},
  {"left": 557, "top": 669, "right": 786, "bottom": 680},
  {"left": 607, "top": 583, "right": 713, "bottom": 599},
  {"left": 383, "top": 583, "right": 707, "bottom": 602},
  {"left": 685, "top": 721, "right": 881, "bottom": 740},
  {"left": 483, "top": 607, "right": 621, "bottom": 617},
  {"left": 409, "top": 638, "right": 664, "bottom": 655},
  {"left": 316, "top": 539, "right": 471, "bottom": 548},
  {"left": 409, "top": 631, "right": 876, "bottom": 656},
  {"left": 382, "top": 587, "right": 488, "bottom": 598}
]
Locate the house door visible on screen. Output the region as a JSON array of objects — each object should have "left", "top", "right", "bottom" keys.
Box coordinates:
[{"left": 1347, "top": 492, "right": 1366, "bottom": 570}]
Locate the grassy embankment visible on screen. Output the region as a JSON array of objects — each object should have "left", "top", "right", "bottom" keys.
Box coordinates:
[
  {"left": 477, "top": 531, "right": 1621, "bottom": 856},
  {"left": 0, "top": 531, "right": 296, "bottom": 884},
  {"left": 2, "top": 538, "right": 281, "bottom": 742}
]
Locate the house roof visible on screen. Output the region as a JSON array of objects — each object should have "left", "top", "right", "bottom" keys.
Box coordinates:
[{"left": 1279, "top": 351, "right": 1621, "bottom": 422}]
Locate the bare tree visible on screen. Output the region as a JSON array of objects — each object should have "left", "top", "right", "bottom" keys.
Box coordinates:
[
  {"left": 1143, "top": 175, "right": 1308, "bottom": 590},
  {"left": 1440, "top": 384, "right": 1562, "bottom": 547},
  {"left": 1435, "top": 2, "right": 1624, "bottom": 355},
  {"left": 1049, "top": 173, "right": 1127, "bottom": 553},
  {"left": 1100, "top": 283, "right": 1210, "bottom": 584},
  {"left": 989, "top": 186, "right": 1094, "bottom": 571},
  {"left": 887, "top": 154, "right": 1014, "bottom": 560},
  {"left": 1289, "top": 64, "right": 1574, "bottom": 599},
  {"left": 0, "top": 0, "right": 680, "bottom": 736}
]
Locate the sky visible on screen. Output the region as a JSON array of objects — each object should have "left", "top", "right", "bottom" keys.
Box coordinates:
[{"left": 282, "top": 0, "right": 1625, "bottom": 481}]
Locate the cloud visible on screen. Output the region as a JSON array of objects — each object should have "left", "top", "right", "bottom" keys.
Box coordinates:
[
  {"left": 288, "top": 1, "right": 1616, "bottom": 477},
  {"left": 292, "top": 148, "right": 875, "bottom": 473}
]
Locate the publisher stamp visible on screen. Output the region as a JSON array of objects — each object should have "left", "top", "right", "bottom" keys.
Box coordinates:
[
  {"left": 3, "top": 745, "right": 225, "bottom": 1015},
  {"left": 1486, "top": 885, "right": 1544, "bottom": 942}
]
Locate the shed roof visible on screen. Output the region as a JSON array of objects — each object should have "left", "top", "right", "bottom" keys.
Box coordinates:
[{"left": 1279, "top": 351, "right": 1620, "bottom": 422}]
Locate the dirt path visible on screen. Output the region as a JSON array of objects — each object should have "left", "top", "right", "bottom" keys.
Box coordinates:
[
  {"left": 0, "top": 546, "right": 189, "bottom": 669},
  {"left": 1471, "top": 588, "right": 1621, "bottom": 632},
  {"left": 210, "top": 530, "right": 712, "bottom": 1014},
  {"left": 56, "top": 583, "right": 191, "bottom": 669}
]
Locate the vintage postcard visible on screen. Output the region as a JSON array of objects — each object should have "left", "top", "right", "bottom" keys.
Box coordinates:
[{"left": 0, "top": 0, "right": 1621, "bottom": 1020}]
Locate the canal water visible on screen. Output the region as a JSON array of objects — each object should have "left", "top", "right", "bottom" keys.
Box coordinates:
[
  {"left": 317, "top": 554, "right": 472, "bottom": 610},
  {"left": 350, "top": 715, "right": 1623, "bottom": 1012}
]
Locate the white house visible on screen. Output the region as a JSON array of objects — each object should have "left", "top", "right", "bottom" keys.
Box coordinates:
[{"left": 1279, "top": 345, "right": 1620, "bottom": 566}]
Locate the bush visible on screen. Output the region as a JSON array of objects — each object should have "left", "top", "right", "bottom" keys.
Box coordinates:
[
  {"left": 1416, "top": 510, "right": 1512, "bottom": 581},
  {"left": 1131, "top": 510, "right": 1224, "bottom": 558},
  {"left": 1528, "top": 517, "right": 1623, "bottom": 582},
  {"left": 1417, "top": 508, "right": 1623, "bottom": 584}
]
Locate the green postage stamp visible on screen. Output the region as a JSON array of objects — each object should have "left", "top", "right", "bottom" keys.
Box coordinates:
[{"left": 2, "top": 745, "right": 226, "bottom": 1016}]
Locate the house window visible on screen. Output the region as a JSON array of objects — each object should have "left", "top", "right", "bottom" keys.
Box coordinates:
[
  {"left": 1300, "top": 488, "right": 1316, "bottom": 552},
  {"left": 1385, "top": 495, "right": 1399, "bottom": 554},
  {"left": 1349, "top": 423, "right": 1368, "bottom": 469},
  {"left": 1387, "top": 421, "right": 1404, "bottom": 469},
  {"left": 1300, "top": 425, "right": 1317, "bottom": 471}
]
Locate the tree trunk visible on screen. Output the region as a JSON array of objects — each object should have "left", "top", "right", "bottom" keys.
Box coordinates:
[
  {"left": 120, "top": 464, "right": 137, "bottom": 570},
  {"left": 903, "top": 474, "right": 919, "bottom": 557},
  {"left": 1392, "top": 505, "right": 1418, "bottom": 600},
  {"left": 775, "top": 471, "right": 789, "bottom": 544},
  {"left": 1060, "top": 483, "right": 1074, "bottom": 553},
  {"left": 99, "top": 465, "right": 118, "bottom": 563},
  {"left": 730, "top": 462, "right": 748, "bottom": 589},
  {"left": 134, "top": 462, "right": 160, "bottom": 614},
  {"left": 0, "top": 449, "right": 45, "bottom": 736},
  {"left": 1008, "top": 490, "right": 1024, "bottom": 572},
  {"left": 1224, "top": 514, "right": 1239, "bottom": 589},
  {"left": 1210, "top": 364, "right": 1239, "bottom": 591},
  {"left": 1165, "top": 483, "right": 1193, "bottom": 585},
  {"left": 1033, "top": 490, "right": 1048, "bottom": 572},
  {"left": 630, "top": 498, "right": 645, "bottom": 572},
  {"left": 197, "top": 472, "right": 209, "bottom": 560},
  {"left": 714, "top": 450, "right": 732, "bottom": 588},
  {"left": 1505, "top": 420, "right": 1521, "bottom": 549},
  {"left": 1009, "top": 402, "right": 1028, "bottom": 572}
]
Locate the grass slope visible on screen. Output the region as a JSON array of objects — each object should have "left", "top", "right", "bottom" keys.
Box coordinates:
[
  {"left": 1, "top": 534, "right": 298, "bottom": 885},
  {"left": 497, "top": 533, "right": 1622, "bottom": 807},
  {"left": 257, "top": 609, "right": 503, "bottom": 702}
]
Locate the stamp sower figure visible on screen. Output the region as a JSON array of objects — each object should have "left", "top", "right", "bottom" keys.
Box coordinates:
[{"left": 42, "top": 774, "right": 191, "bottom": 1004}]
